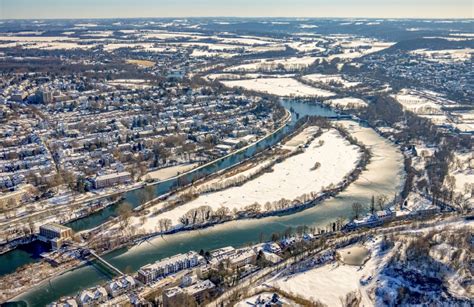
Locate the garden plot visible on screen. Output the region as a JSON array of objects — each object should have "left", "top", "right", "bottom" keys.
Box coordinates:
[
  {"left": 133, "top": 128, "right": 361, "bottom": 231},
  {"left": 222, "top": 78, "right": 335, "bottom": 97}
]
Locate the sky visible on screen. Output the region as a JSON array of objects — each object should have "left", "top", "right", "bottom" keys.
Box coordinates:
[{"left": 0, "top": 0, "right": 472, "bottom": 19}]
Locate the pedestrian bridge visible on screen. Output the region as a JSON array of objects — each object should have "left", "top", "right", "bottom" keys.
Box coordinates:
[{"left": 88, "top": 249, "right": 123, "bottom": 276}]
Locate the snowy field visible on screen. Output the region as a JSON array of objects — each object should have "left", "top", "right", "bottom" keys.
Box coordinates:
[
  {"left": 190, "top": 49, "right": 236, "bottom": 58},
  {"left": 107, "top": 79, "right": 152, "bottom": 89},
  {"left": 410, "top": 48, "right": 474, "bottom": 63},
  {"left": 224, "top": 56, "right": 318, "bottom": 72},
  {"left": 222, "top": 78, "right": 335, "bottom": 97},
  {"left": 302, "top": 73, "right": 361, "bottom": 88},
  {"left": 287, "top": 41, "right": 326, "bottom": 52},
  {"left": 235, "top": 292, "right": 300, "bottom": 307},
  {"left": 394, "top": 90, "right": 444, "bottom": 115},
  {"left": 132, "top": 128, "right": 361, "bottom": 231},
  {"left": 325, "top": 97, "right": 368, "bottom": 109},
  {"left": 327, "top": 40, "right": 394, "bottom": 61},
  {"left": 451, "top": 152, "right": 474, "bottom": 206},
  {"left": 271, "top": 237, "right": 391, "bottom": 306},
  {"left": 146, "top": 163, "right": 198, "bottom": 181}
]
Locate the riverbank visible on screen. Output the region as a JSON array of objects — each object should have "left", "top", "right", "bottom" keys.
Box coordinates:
[
  {"left": 129, "top": 121, "right": 371, "bottom": 243},
  {"left": 80, "top": 118, "right": 370, "bottom": 257},
  {"left": 0, "top": 110, "right": 293, "bottom": 303},
  {"left": 11, "top": 101, "right": 404, "bottom": 306}
]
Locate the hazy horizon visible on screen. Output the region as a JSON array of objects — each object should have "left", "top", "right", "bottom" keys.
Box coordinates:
[{"left": 1, "top": 0, "right": 473, "bottom": 20}]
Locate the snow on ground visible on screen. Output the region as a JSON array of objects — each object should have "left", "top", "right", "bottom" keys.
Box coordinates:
[
  {"left": 206, "top": 73, "right": 296, "bottom": 81},
  {"left": 142, "top": 30, "right": 203, "bottom": 40},
  {"left": 393, "top": 89, "right": 444, "bottom": 115},
  {"left": 284, "top": 126, "right": 320, "bottom": 148},
  {"left": 145, "top": 163, "right": 198, "bottom": 181},
  {"left": 225, "top": 56, "right": 318, "bottom": 72},
  {"left": 235, "top": 292, "right": 300, "bottom": 307},
  {"left": 169, "top": 42, "right": 243, "bottom": 51},
  {"left": 134, "top": 128, "right": 360, "bottom": 230},
  {"left": 222, "top": 78, "right": 335, "bottom": 97},
  {"left": 327, "top": 42, "right": 394, "bottom": 61},
  {"left": 190, "top": 49, "right": 236, "bottom": 58},
  {"left": 22, "top": 42, "right": 96, "bottom": 50},
  {"left": 270, "top": 237, "right": 391, "bottom": 306},
  {"left": 125, "top": 59, "right": 155, "bottom": 68},
  {"left": 286, "top": 41, "right": 325, "bottom": 52},
  {"left": 325, "top": 97, "right": 368, "bottom": 109},
  {"left": 302, "top": 73, "right": 361, "bottom": 88},
  {"left": 401, "top": 192, "right": 437, "bottom": 216},
  {"left": 107, "top": 79, "right": 152, "bottom": 89},
  {"left": 410, "top": 48, "right": 474, "bottom": 63},
  {"left": 246, "top": 45, "right": 287, "bottom": 53},
  {"left": 213, "top": 36, "right": 278, "bottom": 46},
  {"left": 82, "top": 31, "right": 114, "bottom": 37},
  {"left": 103, "top": 43, "right": 177, "bottom": 53},
  {"left": 418, "top": 114, "right": 450, "bottom": 125}
]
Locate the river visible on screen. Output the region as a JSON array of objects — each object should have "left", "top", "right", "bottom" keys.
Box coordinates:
[{"left": 8, "top": 100, "right": 405, "bottom": 306}]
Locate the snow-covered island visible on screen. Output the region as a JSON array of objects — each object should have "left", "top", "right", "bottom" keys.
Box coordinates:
[{"left": 94, "top": 120, "right": 370, "bottom": 241}]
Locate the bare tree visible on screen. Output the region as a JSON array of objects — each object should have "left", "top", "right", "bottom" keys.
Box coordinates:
[
  {"left": 352, "top": 202, "right": 363, "bottom": 220},
  {"left": 117, "top": 202, "right": 133, "bottom": 229},
  {"left": 370, "top": 195, "right": 375, "bottom": 214},
  {"left": 444, "top": 175, "right": 456, "bottom": 201},
  {"left": 376, "top": 195, "right": 389, "bottom": 211}
]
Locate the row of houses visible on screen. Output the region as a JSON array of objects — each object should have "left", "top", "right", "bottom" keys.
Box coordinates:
[
  {"left": 51, "top": 275, "right": 136, "bottom": 307},
  {"left": 137, "top": 251, "right": 204, "bottom": 284}
]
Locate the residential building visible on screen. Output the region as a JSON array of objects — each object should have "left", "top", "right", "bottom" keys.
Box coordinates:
[{"left": 137, "top": 251, "right": 202, "bottom": 284}]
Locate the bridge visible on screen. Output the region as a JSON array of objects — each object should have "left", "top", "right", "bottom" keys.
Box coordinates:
[{"left": 88, "top": 249, "right": 124, "bottom": 276}]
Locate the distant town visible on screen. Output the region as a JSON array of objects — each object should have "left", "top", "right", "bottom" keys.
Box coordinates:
[{"left": 0, "top": 17, "right": 472, "bottom": 306}]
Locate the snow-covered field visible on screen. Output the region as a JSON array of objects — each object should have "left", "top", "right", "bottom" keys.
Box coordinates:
[
  {"left": 393, "top": 89, "right": 444, "bottom": 115},
  {"left": 146, "top": 163, "right": 198, "bottom": 181},
  {"left": 325, "top": 97, "right": 368, "bottom": 109},
  {"left": 23, "top": 42, "right": 96, "bottom": 50},
  {"left": 271, "top": 237, "right": 390, "bottom": 306},
  {"left": 450, "top": 152, "right": 474, "bottom": 207},
  {"left": 225, "top": 56, "right": 318, "bottom": 72},
  {"left": 327, "top": 39, "right": 394, "bottom": 61},
  {"left": 410, "top": 48, "right": 474, "bottom": 63},
  {"left": 107, "top": 79, "right": 152, "bottom": 89},
  {"left": 287, "top": 41, "right": 325, "bottom": 52},
  {"left": 222, "top": 78, "right": 335, "bottom": 97},
  {"left": 131, "top": 128, "right": 361, "bottom": 231},
  {"left": 235, "top": 292, "right": 300, "bottom": 307},
  {"left": 302, "top": 73, "right": 361, "bottom": 88},
  {"left": 190, "top": 49, "right": 236, "bottom": 58}
]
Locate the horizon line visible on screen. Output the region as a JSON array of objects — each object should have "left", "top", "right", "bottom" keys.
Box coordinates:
[{"left": 1, "top": 16, "right": 473, "bottom": 21}]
